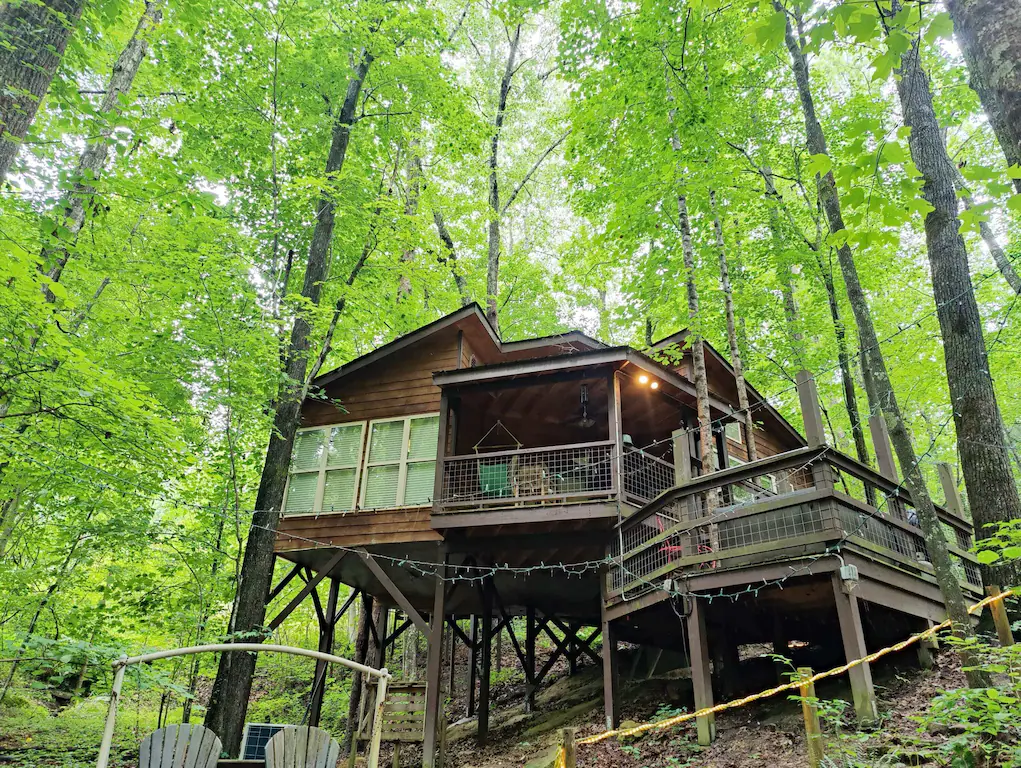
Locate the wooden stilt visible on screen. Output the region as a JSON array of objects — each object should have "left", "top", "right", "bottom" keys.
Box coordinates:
[
  {"left": 916, "top": 618, "right": 935, "bottom": 671},
  {"left": 477, "top": 582, "right": 493, "bottom": 745},
  {"left": 467, "top": 614, "right": 478, "bottom": 717},
  {"left": 422, "top": 559, "right": 447, "bottom": 768},
  {"left": 599, "top": 575, "right": 620, "bottom": 730},
  {"left": 308, "top": 577, "right": 340, "bottom": 726},
  {"left": 686, "top": 597, "right": 716, "bottom": 745},
  {"left": 447, "top": 617, "right": 457, "bottom": 697},
  {"left": 720, "top": 622, "right": 741, "bottom": 699},
  {"left": 831, "top": 573, "right": 878, "bottom": 724},
  {"left": 525, "top": 606, "right": 536, "bottom": 713},
  {"left": 987, "top": 585, "right": 1014, "bottom": 647}
]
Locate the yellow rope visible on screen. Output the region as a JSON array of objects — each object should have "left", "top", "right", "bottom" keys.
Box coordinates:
[{"left": 546, "top": 589, "right": 1015, "bottom": 765}]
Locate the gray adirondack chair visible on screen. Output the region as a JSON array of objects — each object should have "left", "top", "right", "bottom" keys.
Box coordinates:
[
  {"left": 139, "top": 724, "right": 222, "bottom": 768},
  {"left": 264, "top": 726, "right": 340, "bottom": 768}
]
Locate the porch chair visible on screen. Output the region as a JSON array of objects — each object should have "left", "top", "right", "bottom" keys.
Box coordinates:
[
  {"left": 140, "top": 724, "right": 222, "bottom": 768},
  {"left": 655, "top": 514, "right": 717, "bottom": 569},
  {"left": 264, "top": 726, "right": 341, "bottom": 768}
]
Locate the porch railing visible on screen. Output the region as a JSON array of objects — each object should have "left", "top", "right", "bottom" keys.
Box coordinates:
[
  {"left": 436, "top": 440, "right": 617, "bottom": 510},
  {"left": 622, "top": 446, "right": 675, "bottom": 506},
  {"left": 608, "top": 446, "right": 981, "bottom": 600}
]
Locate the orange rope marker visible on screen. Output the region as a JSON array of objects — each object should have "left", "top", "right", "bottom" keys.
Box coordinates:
[{"left": 548, "top": 588, "right": 1015, "bottom": 768}]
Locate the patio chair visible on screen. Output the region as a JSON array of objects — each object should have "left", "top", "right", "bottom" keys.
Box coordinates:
[
  {"left": 264, "top": 726, "right": 341, "bottom": 768},
  {"left": 140, "top": 724, "right": 222, "bottom": 768}
]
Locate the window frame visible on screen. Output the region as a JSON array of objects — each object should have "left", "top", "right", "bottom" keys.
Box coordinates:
[
  {"left": 282, "top": 421, "right": 368, "bottom": 516},
  {"left": 359, "top": 412, "right": 440, "bottom": 510}
]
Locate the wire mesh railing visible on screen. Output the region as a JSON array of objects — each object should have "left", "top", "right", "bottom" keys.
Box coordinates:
[
  {"left": 437, "top": 441, "right": 616, "bottom": 510},
  {"left": 622, "top": 446, "right": 675, "bottom": 506},
  {"left": 608, "top": 447, "right": 983, "bottom": 598}
]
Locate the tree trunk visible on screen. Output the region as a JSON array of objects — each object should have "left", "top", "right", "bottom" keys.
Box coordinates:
[
  {"left": 952, "top": 165, "right": 1021, "bottom": 294},
  {"left": 775, "top": 0, "right": 987, "bottom": 686},
  {"left": 344, "top": 593, "right": 372, "bottom": 752},
  {"left": 203, "top": 50, "right": 373, "bottom": 755},
  {"left": 397, "top": 144, "right": 422, "bottom": 300},
  {"left": 0, "top": 0, "right": 85, "bottom": 183},
  {"left": 485, "top": 24, "right": 521, "bottom": 333},
  {"left": 433, "top": 210, "right": 471, "bottom": 305},
  {"left": 889, "top": 4, "right": 1021, "bottom": 586},
  {"left": 39, "top": 0, "right": 163, "bottom": 296},
  {"left": 947, "top": 0, "right": 1021, "bottom": 193},
  {"left": 814, "top": 251, "right": 871, "bottom": 467},
  {"left": 710, "top": 190, "right": 757, "bottom": 462}
]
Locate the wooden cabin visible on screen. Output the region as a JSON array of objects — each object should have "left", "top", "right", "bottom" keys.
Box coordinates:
[{"left": 269, "top": 304, "right": 982, "bottom": 764}]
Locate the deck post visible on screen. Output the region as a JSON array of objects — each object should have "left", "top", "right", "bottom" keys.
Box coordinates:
[
  {"left": 868, "top": 414, "right": 898, "bottom": 482},
  {"left": 477, "top": 581, "right": 494, "bottom": 745},
  {"left": 719, "top": 621, "right": 741, "bottom": 699},
  {"left": 686, "top": 596, "right": 716, "bottom": 745},
  {"left": 608, "top": 370, "right": 623, "bottom": 500},
  {"left": 937, "top": 462, "right": 967, "bottom": 519},
  {"left": 915, "top": 618, "right": 935, "bottom": 670},
  {"left": 309, "top": 577, "right": 341, "bottom": 726},
  {"left": 599, "top": 585, "right": 620, "bottom": 730},
  {"left": 796, "top": 371, "right": 833, "bottom": 490},
  {"left": 433, "top": 392, "right": 450, "bottom": 514},
  {"left": 466, "top": 614, "right": 478, "bottom": 717},
  {"left": 423, "top": 559, "right": 448, "bottom": 768},
  {"left": 525, "top": 606, "right": 537, "bottom": 712},
  {"left": 831, "top": 573, "right": 878, "bottom": 724},
  {"left": 447, "top": 617, "right": 457, "bottom": 697}
]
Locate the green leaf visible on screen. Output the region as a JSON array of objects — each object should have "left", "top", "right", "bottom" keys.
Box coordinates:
[
  {"left": 1003, "top": 546, "right": 1021, "bottom": 560},
  {"left": 871, "top": 51, "right": 896, "bottom": 82},
  {"left": 805, "top": 153, "right": 832, "bottom": 177},
  {"left": 46, "top": 281, "right": 68, "bottom": 300},
  {"left": 1007, "top": 165, "right": 1021, "bottom": 180},
  {"left": 976, "top": 550, "right": 1001, "bottom": 565},
  {"left": 1008, "top": 194, "right": 1021, "bottom": 213},
  {"left": 924, "top": 12, "right": 954, "bottom": 44}
]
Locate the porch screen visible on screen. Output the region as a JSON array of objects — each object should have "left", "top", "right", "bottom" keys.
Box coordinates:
[{"left": 361, "top": 413, "right": 439, "bottom": 509}]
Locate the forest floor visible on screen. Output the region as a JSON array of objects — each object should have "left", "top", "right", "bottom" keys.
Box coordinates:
[{"left": 0, "top": 638, "right": 980, "bottom": 768}]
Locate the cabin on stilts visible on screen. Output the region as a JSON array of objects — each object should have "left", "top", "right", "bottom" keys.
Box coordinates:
[{"left": 267, "top": 304, "right": 982, "bottom": 765}]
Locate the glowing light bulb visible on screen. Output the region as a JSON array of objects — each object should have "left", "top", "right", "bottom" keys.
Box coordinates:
[
  {"left": 650, "top": 381, "right": 659, "bottom": 389},
  {"left": 638, "top": 374, "right": 649, "bottom": 384}
]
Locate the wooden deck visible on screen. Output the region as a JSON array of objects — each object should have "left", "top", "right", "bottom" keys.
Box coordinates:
[{"left": 605, "top": 445, "right": 982, "bottom": 620}]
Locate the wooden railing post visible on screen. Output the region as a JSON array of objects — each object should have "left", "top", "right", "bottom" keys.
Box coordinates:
[
  {"left": 561, "top": 727, "right": 577, "bottom": 768},
  {"left": 937, "top": 462, "right": 967, "bottom": 519},
  {"left": 798, "top": 668, "right": 824, "bottom": 768},
  {"left": 987, "top": 586, "right": 1014, "bottom": 647},
  {"left": 796, "top": 371, "right": 834, "bottom": 491}
]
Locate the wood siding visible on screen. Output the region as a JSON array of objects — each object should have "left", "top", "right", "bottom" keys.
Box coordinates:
[
  {"left": 301, "top": 332, "right": 459, "bottom": 426},
  {"left": 276, "top": 508, "right": 441, "bottom": 551}
]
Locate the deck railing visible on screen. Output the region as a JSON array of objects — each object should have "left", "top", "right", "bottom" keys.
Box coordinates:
[
  {"left": 622, "top": 446, "right": 675, "bottom": 506},
  {"left": 608, "top": 446, "right": 981, "bottom": 600},
  {"left": 436, "top": 440, "right": 617, "bottom": 510}
]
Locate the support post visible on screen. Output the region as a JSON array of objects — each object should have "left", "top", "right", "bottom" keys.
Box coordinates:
[
  {"left": 423, "top": 559, "right": 448, "bottom": 768},
  {"left": 599, "top": 573, "right": 620, "bottom": 730},
  {"left": 608, "top": 370, "right": 623, "bottom": 499},
  {"left": 937, "top": 462, "right": 967, "bottom": 519},
  {"left": 916, "top": 617, "right": 935, "bottom": 671},
  {"left": 798, "top": 668, "right": 824, "bottom": 768},
  {"left": 447, "top": 617, "right": 457, "bottom": 697},
  {"left": 309, "top": 577, "right": 341, "bottom": 726},
  {"left": 719, "top": 621, "right": 741, "bottom": 699},
  {"left": 987, "top": 586, "right": 1014, "bottom": 647},
  {"left": 525, "top": 606, "right": 537, "bottom": 713},
  {"left": 686, "top": 596, "right": 716, "bottom": 745},
  {"left": 561, "top": 728, "right": 577, "bottom": 768},
  {"left": 672, "top": 427, "right": 692, "bottom": 486},
  {"left": 367, "top": 673, "right": 389, "bottom": 768},
  {"left": 795, "top": 371, "right": 833, "bottom": 490},
  {"left": 477, "top": 582, "right": 493, "bottom": 745},
  {"left": 96, "top": 659, "right": 127, "bottom": 768},
  {"left": 467, "top": 614, "right": 478, "bottom": 717},
  {"left": 831, "top": 573, "right": 878, "bottom": 724},
  {"left": 868, "top": 414, "right": 897, "bottom": 482}
]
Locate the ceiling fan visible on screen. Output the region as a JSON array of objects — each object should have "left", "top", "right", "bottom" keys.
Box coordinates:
[{"left": 548, "top": 383, "right": 597, "bottom": 428}]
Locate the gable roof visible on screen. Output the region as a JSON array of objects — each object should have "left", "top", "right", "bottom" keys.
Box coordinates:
[{"left": 313, "top": 303, "right": 604, "bottom": 388}]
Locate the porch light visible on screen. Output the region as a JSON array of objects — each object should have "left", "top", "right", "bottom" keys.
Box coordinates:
[
  {"left": 638, "top": 374, "right": 649, "bottom": 384},
  {"left": 650, "top": 381, "right": 659, "bottom": 389}
]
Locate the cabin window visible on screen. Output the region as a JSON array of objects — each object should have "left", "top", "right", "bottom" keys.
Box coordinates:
[
  {"left": 284, "top": 423, "right": 367, "bottom": 514},
  {"left": 725, "top": 421, "right": 742, "bottom": 444},
  {"left": 361, "top": 413, "right": 440, "bottom": 509}
]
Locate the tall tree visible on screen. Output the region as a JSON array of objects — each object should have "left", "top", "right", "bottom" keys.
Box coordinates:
[
  {"left": 773, "top": 0, "right": 986, "bottom": 686},
  {"left": 711, "top": 190, "right": 757, "bottom": 462},
  {"left": 884, "top": 0, "right": 1021, "bottom": 585},
  {"left": 203, "top": 50, "right": 374, "bottom": 755},
  {"left": 0, "top": 0, "right": 85, "bottom": 183},
  {"left": 946, "top": 0, "right": 1021, "bottom": 193},
  {"left": 40, "top": 0, "right": 165, "bottom": 293}
]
